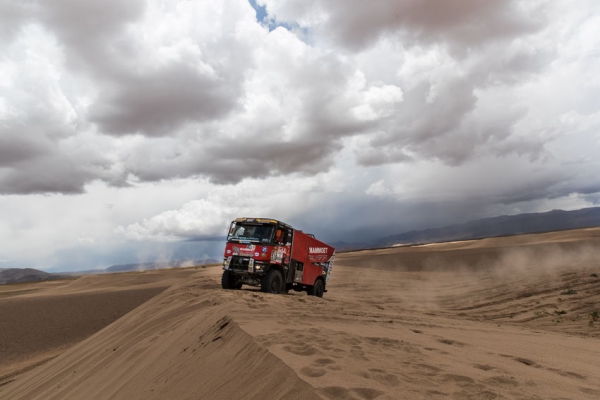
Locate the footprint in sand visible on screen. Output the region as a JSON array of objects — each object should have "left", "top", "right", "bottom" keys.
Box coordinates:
[
  {"left": 366, "top": 368, "right": 400, "bottom": 387},
  {"left": 580, "top": 387, "right": 600, "bottom": 396},
  {"left": 282, "top": 344, "right": 318, "bottom": 356},
  {"left": 436, "top": 338, "right": 466, "bottom": 347},
  {"left": 300, "top": 366, "right": 327, "bottom": 377},
  {"left": 350, "top": 345, "right": 369, "bottom": 361},
  {"left": 513, "top": 357, "right": 539, "bottom": 368},
  {"left": 499, "top": 354, "right": 541, "bottom": 369},
  {"left": 311, "top": 357, "right": 342, "bottom": 371},
  {"left": 473, "top": 364, "right": 495, "bottom": 371},
  {"left": 313, "top": 358, "right": 336, "bottom": 366},
  {"left": 483, "top": 376, "right": 519, "bottom": 387},
  {"left": 551, "top": 369, "right": 586, "bottom": 380},
  {"left": 320, "top": 386, "right": 385, "bottom": 400},
  {"left": 413, "top": 363, "right": 441, "bottom": 377},
  {"left": 443, "top": 374, "right": 475, "bottom": 384}
]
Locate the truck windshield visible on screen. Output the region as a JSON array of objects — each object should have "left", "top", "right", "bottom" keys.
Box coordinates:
[{"left": 228, "top": 223, "right": 275, "bottom": 243}]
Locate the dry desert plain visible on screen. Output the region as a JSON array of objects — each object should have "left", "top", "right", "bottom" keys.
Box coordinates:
[{"left": 2, "top": 228, "right": 600, "bottom": 399}]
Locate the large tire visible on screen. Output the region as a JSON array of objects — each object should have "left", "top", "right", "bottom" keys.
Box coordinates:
[
  {"left": 222, "top": 270, "right": 242, "bottom": 290},
  {"left": 261, "top": 268, "right": 283, "bottom": 294},
  {"left": 308, "top": 279, "right": 324, "bottom": 298}
]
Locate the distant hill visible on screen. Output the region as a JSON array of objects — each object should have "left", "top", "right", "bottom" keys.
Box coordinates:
[
  {"left": 330, "top": 241, "right": 372, "bottom": 252},
  {"left": 375, "top": 207, "right": 600, "bottom": 247},
  {"left": 0, "top": 268, "right": 68, "bottom": 285},
  {"left": 105, "top": 259, "right": 220, "bottom": 273}
]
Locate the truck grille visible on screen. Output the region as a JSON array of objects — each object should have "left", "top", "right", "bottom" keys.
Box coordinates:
[{"left": 229, "top": 256, "right": 250, "bottom": 272}]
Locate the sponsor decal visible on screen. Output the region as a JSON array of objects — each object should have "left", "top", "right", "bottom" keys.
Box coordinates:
[
  {"left": 233, "top": 246, "right": 240, "bottom": 255},
  {"left": 254, "top": 252, "right": 259, "bottom": 257},
  {"left": 262, "top": 246, "right": 268, "bottom": 252},
  {"left": 270, "top": 246, "right": 285, "bottom": 264},
  {"left": 309, "top": 247, "right": 328, "bottom": 254},
  {"left": 226, "top": 249, "right": 231, "bottom": 254},
  {"left": 261, "top": 252, "right": 267, "bottom": 258},
  {"left": 240, "top": 245, "right": 255, "bottom": 254}
]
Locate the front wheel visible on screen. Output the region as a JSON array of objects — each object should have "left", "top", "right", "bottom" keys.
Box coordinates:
[
  {"left": 222, "top": 270, "right": 242, "bottom": 290},
  {"left": 308, "top": 279, "right": 324, "bottom": 298},
  {"left": 261, "top": 269, "right": 283, "bottom": 294}
]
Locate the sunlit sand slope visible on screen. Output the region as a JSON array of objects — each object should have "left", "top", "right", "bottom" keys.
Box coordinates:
[
  {"left": 0, "top": 274, "right": 319, "bottom": 399},
  {"left": 0, "top": 268, "right": 200, "bottom": 378},
  {"left": 2, "top": 228, "right": 600, "bottom": 399}
]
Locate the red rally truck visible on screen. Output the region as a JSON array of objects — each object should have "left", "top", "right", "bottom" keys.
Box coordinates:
[{"left": 221, "top": 218, "right": 335, "bottom": 297}]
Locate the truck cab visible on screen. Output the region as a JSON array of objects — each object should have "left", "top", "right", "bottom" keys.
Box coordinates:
[{"left": 221, "top": 218, "right": 335, "bottom": 297}]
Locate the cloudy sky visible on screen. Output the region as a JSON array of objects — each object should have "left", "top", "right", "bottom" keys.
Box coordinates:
[{"left": 1, "top": 0, "right": 599, "bottom": 271}]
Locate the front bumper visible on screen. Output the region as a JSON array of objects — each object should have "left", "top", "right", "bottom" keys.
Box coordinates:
[{"left": 223, "top": 256, "right": 268, "bottom": 275}]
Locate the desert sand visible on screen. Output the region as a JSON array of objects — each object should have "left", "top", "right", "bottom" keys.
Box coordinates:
[{"left": 2, "top": 228, "right": 600, "bottom": 399}]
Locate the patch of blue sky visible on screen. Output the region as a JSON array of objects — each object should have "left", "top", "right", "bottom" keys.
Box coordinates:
[
  {"left": 248, "top": 0, "right": 303, "bottom": 33},
  {"left": 248, "top": 0, "right": 268, "bottom": 23}
]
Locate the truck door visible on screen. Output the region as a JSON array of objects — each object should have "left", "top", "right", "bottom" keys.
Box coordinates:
[{"left": 291, "top": 260, "right": 304, "bottom": 283}]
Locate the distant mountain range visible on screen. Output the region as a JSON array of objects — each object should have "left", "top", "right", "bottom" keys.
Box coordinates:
[
  {"left": 5, "top": 207, "right": 600, "bottom": 283},
  {"left": 330, "top": 207, "right": 600, "bottom": 251},
  {"left": 374, "top": 207, "right": 600, "bottom": 247},
  {"left": 0, "top": 268, "right": 68, "bottom": 285},
  {"left": 1, "top": 259, "right": 221, "bottom": 285},
  {"left": 105, "top": 259, "right": 220, "bottom": 273}
]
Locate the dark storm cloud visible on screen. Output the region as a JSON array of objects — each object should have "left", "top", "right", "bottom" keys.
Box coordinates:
[
  {"left": 32, "top": 1, "right": 246, "bottom": 138},
  {"left": 356, "top": 79, "right": 477, "bottom": 166},
  {"left": 0, "top": 2, "right": 33, "bottom": 44},
  {"left": 0, "top": 112, "right": 113, "bottom": 195},
  {"left": 0, "top": 155, "right": 94, "bottom": 195},
  {"left": 0, "top": 107, "right": 97, "bottom": 194},
  {"left": 0, "top": 0, "right": 594, "bottom": 200},
  {"left": 37, "top": 0, "right": 146, "bottom": 73},
  {"left": 288, "top": 193, "right": 494, "bottom": 244},
  {"left": 0, "top": 125, "right": 50, "bottom": 167},
  {"left": 0, "top": 0, "right": 257, "bottom": 194},
  {"left": 89, "top": 63, "right": 239, "bottom": 137},
  {"left": 357, "top": 83, "right": 539, "bottom": 167},
  {"left": 204, "top": 136, "right": 344, "bottom": 184},
  {"left": 271, "top": 0, "right": 544, "bottom": 53},
  {"left": 266, "top": 0, "right": 555, "bottom": 168},
  {"left": 122, "top": 125, "right": 352, "bottom": 185},
  {"left": 113, "top": 39, "right": 369, "bottom": 184}
]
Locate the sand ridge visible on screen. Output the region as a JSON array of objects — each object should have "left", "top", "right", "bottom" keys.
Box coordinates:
[
  {"left": 0, "top": 268, "right": 200, "bottom": 378},
  {"left": 1, "top": 228, "right": 600, "bottom": 399}
]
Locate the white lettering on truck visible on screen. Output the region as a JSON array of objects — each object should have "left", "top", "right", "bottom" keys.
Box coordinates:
[{"left": 309, "top": 247, "right": 328, "bottom": 254}]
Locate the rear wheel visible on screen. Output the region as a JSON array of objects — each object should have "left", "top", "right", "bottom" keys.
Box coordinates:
[
  {"left": 261, "top": 269, "right": 283, "bottom": 294},
  {"left": 222, "top": 270, "right": 242, "bottom": 289},
  {"left": 308, "top": 279, "right": 324, "bottom": 298}
]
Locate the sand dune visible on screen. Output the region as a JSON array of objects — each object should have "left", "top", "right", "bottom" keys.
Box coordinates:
[{"left": 2, "top": 229, "right": 600, "bottom": 399}]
